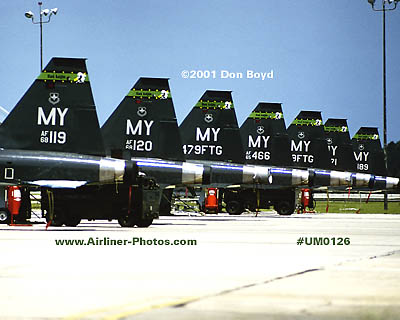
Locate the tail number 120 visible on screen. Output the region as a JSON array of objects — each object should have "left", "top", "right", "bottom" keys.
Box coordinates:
[{"left": 125, "top": 139, "right": 153, "bottom": 151}]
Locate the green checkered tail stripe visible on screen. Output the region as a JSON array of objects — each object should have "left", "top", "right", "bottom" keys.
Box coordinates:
[
  {"left": 324, "top": 126, "right": 348, "bottom": 133},
  {"left": 127, "top": 89, "right": 172, "bottom": 99},
  {"left": 195, "top": 100, "right": 234, "bottom": 109},
  {"left": 248, "top": 111, "right": 283, "bottom": 120},
  {"left": 37, "top": 71, "right": 90, "bottom": 83},
  {"left": 353, "top": 133, "right": 379, "bottom": 140},
  {"left": 292, "top": 118, "right": 322, "bottom": 126}
]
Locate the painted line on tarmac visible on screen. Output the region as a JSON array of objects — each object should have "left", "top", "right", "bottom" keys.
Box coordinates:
[
  {"left": 65, "top": 251, "right": 400, "bottom": 319},
  {"left": 64, "top": 269, "right": 324, "bottom": 319},
  {"left": 65, "top": 269, "right": 323, "bottom": 320},
  {"left": 102, "top": 297, "right": 200, "bottom": 320},
  {"left": 64, "top": 296, "right": 200, "bottom": 320}
]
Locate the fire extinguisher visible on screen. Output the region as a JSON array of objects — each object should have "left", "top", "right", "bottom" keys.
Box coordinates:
[
  {"left": 301, "top": 189, "right": 310, "bottom": 208},
  {"left": 205, "top": 188, "right": 219, "bottom": 214},
  {"left": 7, "top": 186, "right": 22, "bottom": 216},
  {"left": 300, "top": 188, "right": 315, "bottom": 213}
]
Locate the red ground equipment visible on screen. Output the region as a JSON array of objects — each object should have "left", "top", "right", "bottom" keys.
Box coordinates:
[
  {"left": 204, "top": 188, "right": 219, "bottom": 213},
  {"left": 7, "top": 186, "right": 22, "bottom": 216},
  {"left": 298, "top": 188, "right": 315, "bottom": 213}
]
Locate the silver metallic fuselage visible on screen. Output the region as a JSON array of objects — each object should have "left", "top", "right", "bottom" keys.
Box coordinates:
[
  {"left": 133, "top": 157, "right": 400, "bottom": 191},
  {"left": 0, "top": 149, "right": 126, "bottom": 188}
]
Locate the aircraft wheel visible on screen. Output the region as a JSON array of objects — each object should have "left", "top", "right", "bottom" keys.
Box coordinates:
[
  {"left": 0, "top": 209, "right": 10, "bottom": 224},
  {"left": 65, "top": 217, "right": 81, "bottom": 227},
  {"left": 159, "top": 189, "right": 173, "bottom": 216},
  {"left": 46, "top": 217, "right": 64, "bottom": 227},
  {"left": 135, "top": 218, "right": 153, "bottom": 228},
  {"left": 226, "top": 201, "right": 243, "bottom": 215},
  {"left": 46, "top": 212, "right": 64, "bottom": 226},
  {"left": 118, "top": 215, "right": 135, "bottom": 227},
  {"left": 275, "top": 201, "right": 294, "bottom": 216},
  {"left": 244, "top": 201, "right": 256, "bottom": 212}
]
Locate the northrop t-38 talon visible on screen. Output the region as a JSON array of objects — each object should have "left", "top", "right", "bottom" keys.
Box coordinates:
[
  {"left": 0, "top": 58, "right": 160, "bottom": 227},
  {"left": 101, "top": 83, "right": 313, "bottom": 215},
  {"left": 221, "top": 105, "right": 400, "bottom": 215},
  {"left": 286, "top": 111, "right": 398, "bottom": 190},
  {"left": 102, "top": 82, "right": 400, "bottom": 216},
  {"left": 1, "top": 59, "right": 398, "bottom": 224}
]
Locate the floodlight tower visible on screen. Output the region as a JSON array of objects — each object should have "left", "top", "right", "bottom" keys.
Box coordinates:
[
  {"left": 366, "top": 0, "right": 399, "bottom": 210},
  {"left": 25, "top": 2, "right": 58, "bottom": 71}
]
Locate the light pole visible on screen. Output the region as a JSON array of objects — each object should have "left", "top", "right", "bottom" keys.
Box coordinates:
[
  {"left": 25, "top": 2, "right": 58, "bottom": 71},
  {"left": 367, "top": 0, "right": 399, "bottom": 210}
]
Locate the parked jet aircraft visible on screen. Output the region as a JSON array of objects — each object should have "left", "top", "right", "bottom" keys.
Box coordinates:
[
  {"left": 320, "top": 121, "right": 390, "bottom": 189},
  {"left": 0, "top": 58, "right": 160, "bottom": 227},
  {"left": 285, "top": 110, "right": 394, "bottom": 189},
  {"left": 101, "top": 83, "right": 314, "bottom": 215},
  {"left": 230, "top": 106, "right": 353, "bottom": 214},
  {"left": 179, "top": 95, "right": 335, "bottom": 214},
  {"left": 224, "top": 105, "right": 399, "bottom": 214},
  {"left": 1, "top": 59, "right": 398, "bottom": 224},
  {"left": 321, "top": 123, "right": 392, "bottom": 190},
  {"left": 221, "top": 102, "right": 297, "bottom": 214},
  {"left": 101, "top": 81, "right": 307, "bottom": 197}
]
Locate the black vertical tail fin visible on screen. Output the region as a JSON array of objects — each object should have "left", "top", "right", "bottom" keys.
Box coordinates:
[
  {"left": 179, "top": 90, "right": 244, "bottom": 163},
  {"left": 0, "top": 57, "right": 105, "bottom": 156},
  {"left": 352, "top": 127, "right": 387, "bottom": 176},
  {"left": 101, "top": 78, "right": 184, "bottom": 161},
  {"left": 286, "top": 111, "right": 330, "bottom": 169},
  {"left": 240, "top": 102, "right": 292, "bottom": 166},
  {"left": 323, "top": 119, "right": 356, "bottom": 171}
]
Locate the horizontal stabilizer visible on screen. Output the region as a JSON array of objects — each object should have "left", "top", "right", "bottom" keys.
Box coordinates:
[{"left": 29, "top": 180, "right": 87, "bottom": 189}]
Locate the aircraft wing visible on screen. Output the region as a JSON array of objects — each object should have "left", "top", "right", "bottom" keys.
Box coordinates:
[{"left": 28, "top": 180, "right": 88, "bottom": 189}]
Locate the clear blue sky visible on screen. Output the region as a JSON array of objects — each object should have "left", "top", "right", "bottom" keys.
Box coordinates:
[{"left": 1, "top": 0, "right": 399, "bottom": 142}]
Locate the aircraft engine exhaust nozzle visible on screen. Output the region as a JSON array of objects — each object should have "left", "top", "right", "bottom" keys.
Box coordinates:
[
  {"left": 352, "top": 173, "right": 375, "bottom": 189},
  {"left": 387, "top": 177, "right": 400, "bottom": 189},
  {"left": 374, "top": 176, "right": 400, "bottom": 190},
  {"left": 329, "top": 170, "right": 352, "bottom": 187},
  {"left": 99, "top": 158, "right": 126, "bottom": 183},
  {"left": 182, "top": 162, "right": 204, "bottom": 184},
  {"left": 292, "top": 169, "right": 309, "bottom": 186},
  {"left": 242, "top": 166, "right": 271, "bottom": 184}
]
